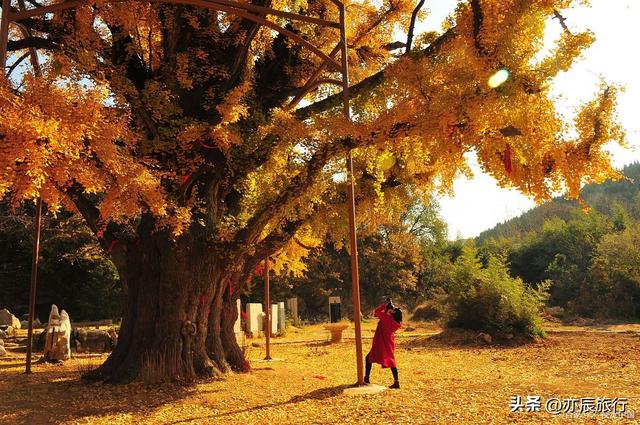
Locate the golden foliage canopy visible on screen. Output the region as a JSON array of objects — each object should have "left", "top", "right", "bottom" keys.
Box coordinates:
[{"left": 0, "top": 0, "right": 625, "bottom": 267}]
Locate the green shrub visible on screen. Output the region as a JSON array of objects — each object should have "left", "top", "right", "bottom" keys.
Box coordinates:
[{"left": 446, "top": 244, "right": 548, "bottom": 340}]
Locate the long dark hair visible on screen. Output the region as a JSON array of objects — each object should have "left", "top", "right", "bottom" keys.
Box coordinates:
[{"left": 392, "top": 308, "right": 403, "bottom": 324}]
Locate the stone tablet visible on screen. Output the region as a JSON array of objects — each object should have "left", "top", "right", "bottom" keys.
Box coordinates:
[
  {"left": 286, "top": 298, "right": 299, "bottom": 326},
  {"left": 278, "top": 302, "right": 285, "bottom": 334},
  {"left": 270, "top": 304, "right": 278, "bottom": 335},
  {"left": 245, "top": 303, "right": 263, "bottom": 337},
  {"left": 329, "top": 296, "right": 341, "bottom": 323},
  {"left": 233, "top": 299, "right": 242, "bottom": 334}
]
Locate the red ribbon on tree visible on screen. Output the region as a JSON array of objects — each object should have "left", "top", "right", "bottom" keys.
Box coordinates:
[
  {"left": 180, "top": 173, "right": 191, "bottom": 186},
  {"left": 255, "top": 264, "right": 263, "bottom": 276},
  {"left": 107, "top": 239, "right": 119, "bottom": 253},
  {"left": 503, "top": 144, "right": 513, "bottom": 174}
]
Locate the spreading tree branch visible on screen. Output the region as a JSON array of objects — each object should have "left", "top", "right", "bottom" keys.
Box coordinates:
[
  {"left": 234, "top": 139, "right": 345, "bottom": 248},
  {"left": 406, "top": 0, "right": 426, "bottom": 52},
  {"left": 7, "top": 37, "right": 57, "bottom": 51},
  {"left": 553, "top": 9, "right": 572, "bottom": 36},
  {"left": 295, "top": 27, "right": 455, "bottom": 120}
]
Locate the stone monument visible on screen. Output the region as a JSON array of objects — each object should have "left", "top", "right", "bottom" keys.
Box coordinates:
[
  {"left": 329, "top": 296, "right": 341, "bottom": 323},
  {"left": 245, "top": 303, "right": 263, "bottom": 337},
  {"left": 286, "top": 298, "right": 300, "bottom": 326},
  {"left": 277, "top": 302, "right": 285, "bottom": 334},
  {"left": 270, "top": 304, "right": 278, "bottom": 335},
  {"left": 43, "top": 305, "right": 71, "bottom": 362},
  {"left": 233, "top": 299, "right": 242, "bottom": 334}
]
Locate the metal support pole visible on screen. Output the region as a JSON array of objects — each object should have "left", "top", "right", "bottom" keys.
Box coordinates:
[
  {"left": 25, "top": 197, "right": 42, "bottom": 374},
  {"left": 264, "top": 258, "right": 272, "bottom": 360},
  {"left": 0, "top": 0, "right": 10, "bottom": 71},
  {"left": 339, "top": 2, "right": 364, "bottom": 386},
  {"left": 2, "top": 0, "right": 46, "bottom": 374}
]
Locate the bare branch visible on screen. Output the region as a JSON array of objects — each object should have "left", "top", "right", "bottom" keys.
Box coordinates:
[
  {"left": 406, "top": 0, "right": 426, "bottom": 52},
  {"left": 6, "top": 52, "right": 29, "bottom": 77},
  {"left": 553, "top": 9, "right": 572, "bottom": 36}
]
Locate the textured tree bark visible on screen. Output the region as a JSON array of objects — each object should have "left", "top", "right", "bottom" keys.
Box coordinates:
[
  {"left": 84, "top": 232, "right": 224, "bottom": 384},
  {"left": 220, "top": 294, "right": 245, "bottom": 370}
]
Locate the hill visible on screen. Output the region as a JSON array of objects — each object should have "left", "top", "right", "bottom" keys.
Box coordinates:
[{"left": 477, "top": 162, "right": 640, "bottom": 243}]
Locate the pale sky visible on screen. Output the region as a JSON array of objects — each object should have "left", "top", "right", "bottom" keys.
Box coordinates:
[{"left": 416, "top": 0, "right": 640, "bottom": 239}]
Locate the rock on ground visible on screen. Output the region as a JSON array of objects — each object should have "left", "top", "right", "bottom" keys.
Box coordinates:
[{"left": 0, "top": 308, "right": 21, "bottom": 329}]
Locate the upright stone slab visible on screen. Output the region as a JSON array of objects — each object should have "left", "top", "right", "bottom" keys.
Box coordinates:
[
  {"left": 286, "top": 298, "right": 300, "bottom": 326},
  {"left": 246, "top": 303, "right": 263, "bottom": 337},
  {"left": 233, "top": 299, "right": 242, "bottom": 334},
  {"left": 278, "top": 302, "right": 285, "bottom": 334},
  {"left": 270, "top": 304, "right": 278, "bottom": 335},
  {"left": 0, "top": 308, "right": 20, "bottom": 329},
  {"left": 258, "top": 312, "right": 265, "bottom": 336},
  {"left": 329, "top": 296, "right": 341, "bottom": 323}
]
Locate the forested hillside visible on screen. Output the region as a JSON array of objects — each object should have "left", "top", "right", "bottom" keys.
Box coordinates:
[
  {"left": 476, "top": 162, "right": 640, "bottom": 319},
  {"left": 478, "top": 163, "right": 640, "bottom": 242}
]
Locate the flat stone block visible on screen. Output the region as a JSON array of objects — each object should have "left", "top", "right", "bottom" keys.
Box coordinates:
[{"left": 343, "top": 384, "right": 387, "bottom": 396}]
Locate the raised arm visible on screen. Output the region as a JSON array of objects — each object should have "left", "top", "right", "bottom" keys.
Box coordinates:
[{"left": 374, "top": 303, "right": 389, "bottom": 319}]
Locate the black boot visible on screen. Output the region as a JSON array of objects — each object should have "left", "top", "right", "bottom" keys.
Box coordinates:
[
  {"left": 390, "top": 367, "right": 399, "bottom": 389},
  {"left": 364, "top": 355, "right": 372, "bottom": 384}
]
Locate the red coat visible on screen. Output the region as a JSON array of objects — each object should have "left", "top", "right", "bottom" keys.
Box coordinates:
[{"left": 367, "top": 304, "right": 401, "bottom": 368}]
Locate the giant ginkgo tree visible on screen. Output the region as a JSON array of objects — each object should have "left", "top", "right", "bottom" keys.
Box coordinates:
[{"left": 0, "top": 0, "right": 624, "bottom": 383}]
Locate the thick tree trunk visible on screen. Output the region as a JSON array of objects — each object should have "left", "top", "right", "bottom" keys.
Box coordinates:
[
  {"left": 207, "top": 265, "right": 248, "bottom": 372},
  {"left": 221, "top": 295, "right": 245, "bottom": 370},
  {"left": 205, "top": 274, "right": 229, "bottom": 373},
  {"left": 84, "top": 231, "right": 225, "bottom": 384}
]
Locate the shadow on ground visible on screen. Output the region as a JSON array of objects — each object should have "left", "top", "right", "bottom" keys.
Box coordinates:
[
  {"left": 0, "top": 360, "right": 194, "bottom": 424},
  {"left": 169, "top": 384, "right": 351, "bottom": 424}
]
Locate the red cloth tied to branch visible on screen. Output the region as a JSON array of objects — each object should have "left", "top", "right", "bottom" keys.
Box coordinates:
[
  {"left": 180, "top": 173, "right": 191, "bottom": 186},
  {"left": 107, "top": 239, "right": 119, "bottom": 253},
  {"left": 366, "top": 304, "right": 401, "bottom": 368},
  {"left": 503, "top": 144, "right": 513, "bottom": 174}
]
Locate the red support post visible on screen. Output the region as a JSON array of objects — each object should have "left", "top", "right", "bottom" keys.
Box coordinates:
[
  {"left": 339, "top": 2, "right": 365, "bottom": 386},
  {"left": 0, "top": 0, "right": 10, "bottom": 71},
  {"left": 264, "top": 258, "right": 272, "bottom": 360},
  {"left": 25, "top": 198, "right": 42, "bottom": 374}
]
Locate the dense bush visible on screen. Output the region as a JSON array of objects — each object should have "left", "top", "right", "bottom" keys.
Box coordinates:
[{"left": 445, "top": 244, "right": 547, "bottom": 339}]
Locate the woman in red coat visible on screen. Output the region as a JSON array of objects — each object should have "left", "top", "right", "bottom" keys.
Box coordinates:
[{"left": 365, "top": 298, "right": 403, "bottom": 388}]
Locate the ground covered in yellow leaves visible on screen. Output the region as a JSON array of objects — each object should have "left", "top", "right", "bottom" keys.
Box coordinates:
[{"left": 1, "top": 321, "right": 639, "bottom": 424}]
